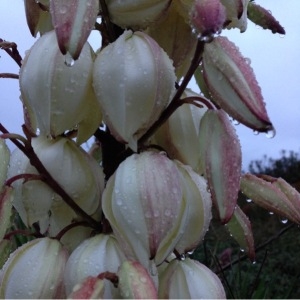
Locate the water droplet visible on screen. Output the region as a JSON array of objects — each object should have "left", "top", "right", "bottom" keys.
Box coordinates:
[
  {"left": 252, "top": 260, "right": 257, "bottom": 265},
  {"left": 281, "top": 218, "right": 288, "bottom": 224},
  {"left": 269, "top": 211, "right": 274, "bottom": 215},
  {"left": 64, "top": 52, "right": 75, "bottom": 67},
  {"left": 179, "top": 253, "right": 186, "bottom": 261},
  {"left": 265, "top": 127, "right": 276, "bottom": 139},
  {"left": 116, "top": 198, "right": 122, "bottom": 206},
  {"left": 246, "top": 198, "right": 252, "bottom": 203},
  {"left": 149, "top": 260, "right": 157, "bottom": 276},
  {"left": 240, "top": 248, "right": 245, "bottom": 252},
  {"left": 140, "top": 276, "right": 147, "bottom": 283}
]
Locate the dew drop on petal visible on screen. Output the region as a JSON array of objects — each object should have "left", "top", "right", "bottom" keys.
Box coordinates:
[
  {"left": 246, "top": 198, "right": 252, "bottom": 203},
  {"left": 64, "top": 52, "right": 75, "bottom": 67},
  {"left": 281, "top": 218, "right": 288, "bottom": 224},
  {"left": 265, "top": 127, "right": 276, "bottom": 139}
]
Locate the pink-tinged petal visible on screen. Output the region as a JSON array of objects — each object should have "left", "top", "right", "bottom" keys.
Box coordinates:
[
  {"left": 68, "top": 276, "right": 105, "bottom": 299},
  {"left": 0, "top": 187, "right": 13, "bottom": 241},
  {"left": 191, "top": 0, "right": 226, "bottom": 40},
  {"left": 24, "top": 0, "right": 53, "bottom": 37},
  {"left": 199, "top": 109, "right": 242, "bottom": 224},
  {"left": 50, "top": 0, "right": 99, "bottom": 60},
  {"left": 240, "top": 174, "right": 300, "bottom": 224},
  {"left": 118, "top": 260, "right": 158, "bottom": 299},
  {"left": 226, "top": 205, "right": 255, "bottom": 261},
  {"left": 247, "top": 2, "right": 285, "bottom": 34},
  {"left": 273, "top": 178, "right": 300, "bottom": 211},
  {"left": 203, "top": 36, "right": 273, "bottom": 132}
]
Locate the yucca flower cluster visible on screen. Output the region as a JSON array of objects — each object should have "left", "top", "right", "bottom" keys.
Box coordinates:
[{"left": 0, "top": 0, "right": 297, "bottom": 299}]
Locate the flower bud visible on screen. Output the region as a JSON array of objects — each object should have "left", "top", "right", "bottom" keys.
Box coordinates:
[
  {"left": 158, "top": 258, "right": 226, "bottom": 298},
  {"left": 203, "top": 36, "right": 273, "bottom": 132},
  {"left": 104, "top": 0, "right": 171, "bottom": 29},
  {"left": 240, "top": 174, "right": 300, "bottom": 224},
  {"left": 0, "top": 238, "right": 68, "bottom": 299},
  {"left": 118, "top": 261, "right": 158, "bottom": 299},
  {"left": 24, "top": 0, "right": 53, "bottom": 37},
  {"left": 50, "top": 0, "right": 99, "bottom": 60},
  {"left": 199, "top": 109, "right": 241, "bottom": 223},
  {"left": 93, "top": 30, "right": 176, "bottom": 151},
  {"left": 7, "top": 136, "right": 104, "bottom": 235},
  {"left": 102, "top": 151, "right": 188, "bottom": 267},
  {"left": 247, "top": 2, "right": 285, "bottom": 34},
  {"left": 153, "top": 89, "right": 208, "bottom": 173},
  {"left": 64, "top": 234, "right": 126, "bottom": 299},
  {"left": 20, "top": 30, "right": 102, "bottom": 143},
  {"left": 190, "top": 0, "right": 226, "bottom": 41}
]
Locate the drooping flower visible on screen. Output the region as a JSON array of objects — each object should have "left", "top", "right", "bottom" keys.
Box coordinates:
[
  {"left": 20, "top": 30, "right": 102, "bottom": 144},
  {"left": 102, "top": 151, "right": 188, "bottom": 268},
  {"left": 158, "top": 258, "right": 226, "bottom": 298},
  {"left": 153, "top": 88, "right": 208, "bottom": 173},
  {"left": 7, "top": 136, "right": 104, "bottom": 236},
  {"left": 64, "top": 234, "right": 126, "bottom": 299},
  {"left": 0, "top": 238, "right": 68, "bottom": 299},
  {"left": 93, "top": 30, "right": 176, "bottom": 151}
]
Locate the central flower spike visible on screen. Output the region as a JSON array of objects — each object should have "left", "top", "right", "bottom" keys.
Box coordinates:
[{"left": 93, "top": 30, "right": 176, "bottom": 151}]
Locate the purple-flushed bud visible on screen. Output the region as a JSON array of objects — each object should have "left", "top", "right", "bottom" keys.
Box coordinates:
[
  {"left": 104, "top": 0, "right": 171, "bottom": 29},
  {"left": 226, "top": 205, "right": 255, "bottom": 260},
  {"left": 93, "top": 30, "right": 176, "bottom": 151},
  {"left": 153, "top": 89, "right": 208, "bottom": 173},
  {"left": 0, "top": 139, "right": 10, "bottom": 191},
  {"left": 24, "top": 0, "right": 53, "bottom": 37},
  {"left": 247, "top": 2, "right": 285, "bottom": 34},
  {"left": 7, "top": 136, "right": 104, "bottom": 236},
  {"left": 68, "top": 276, "right": 104, "bottom": 299},
  {"left": 118, "top": 260, "right": 158, "bottom": 299},
  {"left": 147, "top": 2, "right": 197, "bottom": 79},
  {"left": 221, "top": 0, "right": 249, "bottom": 32},
  {"left": 64, "top": 234, "right": 126, "bottom": 299},
  {"left": 0, "top": 238, "right": 68, "bottom": 299},
  {"left": 174, "top": 161, "right": 212, "bottom": 253},
  {"left": 20, "top": 30, "right": 102, "bottom": 143},
  {"left": 203, "top": 36, "right": 273, "bottom": 133},
  {"left": 0, "top": 187, "right": 13, "bottom": 241},
  {"left": 240, "top": 174, "right": 300, "bottom": 224},
  {"left": 50, "top": 0, "right": 99, "bottom": 60},
  {"left": 190, "top": 0, "right": 226, "bottom": 41},
  {"left": 158, "top": 258, "right": 226, "bottom": 298},
  {"left": 102, "top": 151, "right": 188, "bottom": 268},
  {"left": 199, "top": 109, "right": 242, "bottom": 224}
]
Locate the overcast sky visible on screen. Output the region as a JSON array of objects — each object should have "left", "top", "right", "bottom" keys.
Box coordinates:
[{"left": 1, "top": 0, "right": 299, "bottom": 170}]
